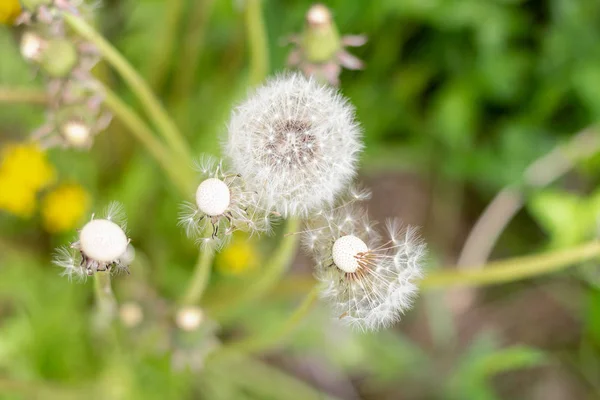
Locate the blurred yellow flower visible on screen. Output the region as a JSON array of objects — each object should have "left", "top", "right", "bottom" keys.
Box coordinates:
[
  {"left": 0, "top": 0, "right": 21, "bottom": 25},
  {"left": 216, "top": 236, "right": 260, "bottom": 276},
  {"left": 0, "top": 143, "right": 55, "bottom": 218},
  {"left": 41, "top": 183, "right": 90, "bottom": 233},
  {"left": 0, "top": 143, "right": 55, "bottom": 191},
  {"left": 0, "top": 173, "right": 37, "bottom": 217}
]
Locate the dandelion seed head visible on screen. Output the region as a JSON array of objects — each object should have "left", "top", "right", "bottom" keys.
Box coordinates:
[
  {"left": 304, "top": 207, "right": 426, "bottom": 331},
  {"left": 226, "top": 73, "right": 362, "bottom": 216},
  {"left": 79, "top": 219, "right": 128, "bottom": 262},
  {"left": 195, "top": 178, "right": 231, "bottom": 217}
]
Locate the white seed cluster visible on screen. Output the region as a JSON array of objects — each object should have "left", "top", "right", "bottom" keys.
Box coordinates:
[
  {"left": 178, "top": 155, "right": 271, "bottom": 250},
  {"left": 303, "top": 204, "right": 425, "bottom": 331},
  {"left": 53, "top": 202, "right": 131, "bottom": 279},
  {"left": 226, "top": 73, "right": 362, "bottom": 217}
]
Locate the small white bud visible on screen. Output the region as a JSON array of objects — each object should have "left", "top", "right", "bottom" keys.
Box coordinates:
[
  {"left": 195, "top": 178, "right": 231, "bottom": 217},
  {"left": 307, "top": 4, "right": 332, "bottom": 26},
  {"left": 119, "top": 302, "right": 143, "bottom": 328},
  {"left": 61, "top": 120, "right": 90, "bottom": 148},
  {"left": 79, "top": 219, "right": 128, "bottom": 263},
  {"left": 332, "top": 235, "right": 368, "bottom": 273},
  {"left": 176, "top": 306, "right": 204, "bottom": 331},
  {"left": 20, "top": 32, "right": 44, "bottom": 61}
]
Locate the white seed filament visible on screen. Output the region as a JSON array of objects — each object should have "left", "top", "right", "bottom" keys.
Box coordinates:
[
  {"left": 332, "top": 235, "right": 368, "bottom": 273},
  {"left": 196, "top": 178, "right": 231, "bottom": 216},
  {"left": 79, "top": 219, "right": 128, "bottom": 262}
]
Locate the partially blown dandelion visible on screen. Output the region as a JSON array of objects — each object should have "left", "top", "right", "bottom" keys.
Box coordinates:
[
  {"left": 303, "top": 207, "right": 425, "bottom": 331},
  {"left": 54, "top": 202, "right": 131, "bottom": 279},
  {"left": 178, "top": 156, "right": 271, "bottom": 250},
  {"left": 226, "top": 73, "right": 362, "bottom": 217}
]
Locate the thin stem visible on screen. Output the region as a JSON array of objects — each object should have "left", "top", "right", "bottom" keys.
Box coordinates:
[
  {"left": 223, "top": 284, "right": 320, "bottom": 354},
  {"left": 0, "top": 88, "right": 47, "bottom": 104},
  {"left": 422, "top": 240, "right": 600, "bottom": 288},
  {"left": 458, "top": 126, "right": 600, "bottom": 267},
  {"left": 245, "top": 0, "right": 269, "bottom": 87},
  {"left": 169, "top": 0, "right": 216, "bottom": 103},
  {"left": 147, "top": 0, "right": 185, "bottom": 90},
  {"left": 63, "top": 13, "right": 192, "bottom": 162},
  {"left": 180, "top": 242, "right": 215, "bottom": 306},
  {"left": 93, "top": 271, "right": 117, "bottom": 332},
  {"left": 102, "top": 86, "right": 195, "bottom": 195},
  {"left": 212, "top": 217, "right": 301, "bottom": 321}
]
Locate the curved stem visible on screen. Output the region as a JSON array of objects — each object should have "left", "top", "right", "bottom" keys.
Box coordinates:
[
  {"left": 102, "top": 87, "right": 195, "bottom": 195},
  {"left": 223, "top": 284, "right": 319, "bottom": 354},
  {"left": 93, "top": 271, "right": 117, "bottom": 333},
  {"left": 458, "top": 126, "right": 600, "bottom": 267},
  {"left": 212, "top": 217, "right": 301, "bottom": 320},
  {"left": 245, "top": 0, "right": 269, "bottom": 87},
  {"left": 0, "top": 88, "right": 47, "bottom": 104},
  {"left": 63, "top": 13, "right": 192, "bottom": 162},
  {"left": 147, "top": 0, "right": 185, "bottom": 90},
  {"left": 423, "top": 240, "right": 600, "bottom": 288},
  {"left": 180, "top": 244, "right": 215, "bottom": 306}
]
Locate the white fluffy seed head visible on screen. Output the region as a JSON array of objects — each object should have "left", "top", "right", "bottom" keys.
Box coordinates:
[
  {"left": 332, "top": 235, "right": 368, "bottom": 273},
  {"left": 195, "top": 178, "right": 231, "bottom": 216},
  {"left": 226, "top": 73, "right": 362, "bottom": 217},
  {"left": 79, "top": 219, "right": 128, "bottom": 263}
]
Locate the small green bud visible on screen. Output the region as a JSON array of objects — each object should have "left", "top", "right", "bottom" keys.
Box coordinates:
[
  {"left": 301, "top": 4, "right": 341, "bottom": 63},
  {"left": 40, "top": 39, "right": 78, "bottom": 78}
]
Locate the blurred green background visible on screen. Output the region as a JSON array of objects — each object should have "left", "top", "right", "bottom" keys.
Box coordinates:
[{"left": 2, "top": 0, "right": 600, "bottom": 398}]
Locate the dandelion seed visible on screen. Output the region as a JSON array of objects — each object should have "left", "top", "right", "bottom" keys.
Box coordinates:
[
  {"left": 53, "top": 202, "right": 131, "bottom": 279},
  {"left": 226, "top": 73, "right": 362, "bottom": 217},
  {"left": 178, "top": 155, "right": 271, "bottom": 251},
  {"left": 303, "top": 206, "right": 426, "bottom": 331}
]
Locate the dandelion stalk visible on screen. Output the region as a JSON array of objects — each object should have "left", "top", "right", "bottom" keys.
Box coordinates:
[
  {"left": 245, "top": 0, "right": 269, "bottom": 86},
  {"left": 92, "top": 271, "right": 117, "bottom": 332},
  {"left": 62, "top": 13, "right": 192, "bottom": 163},
  {"left": 223, "top": 284, "right": 320, "bottom": 354},
  {"left": 0, "top": 87, "right": 47, "bottom": 104},
  {"left": 102, "top": 87, "right": 195, "bottom": 195},
  {"left": 180, "top": 232, "right": 215, "bottom": 306},
  {"left": 422, "top": 240, "right": 600, "bottom": 288}
]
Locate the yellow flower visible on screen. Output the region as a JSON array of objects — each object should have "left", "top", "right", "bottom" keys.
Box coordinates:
[
  {"left": 216, "top": 235, "right": 260, "bottom": 276},
  {"left": 0, "top": 172, "right": 37, "bottom": 217},
  {"left": 0, "top": 143, "right": 55, "bottom": 192},
  {"left": 0, "top": 0, "right": 21, "bottom": 25},
  {"left": 0, "top": 143, "right": 55, "bottom": 218},
  {"left": 41, "top": 183, "right": 90, "bottom": 233}
]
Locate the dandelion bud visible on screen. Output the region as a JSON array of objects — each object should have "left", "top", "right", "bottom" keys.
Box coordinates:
[
  {"left": 175, "top": 306, "right": 204, "bottom": 332},
  {"left": 20, "top": 31, "right": 45, "bottom": 61},
  {"left": 226, "top": 73, "right": 362, "bottom": 216},
  {"left": 179, "top": 155, "right": 271, "bottom": 250},
  {"left": 53, "top": 202, "right": 131, "bottom": 278},
  {"left": 286, "top": 4, "right": 366, "bottom": 85},
  {"left": 61, "top": 119, "right": 91, "bottom": 147},
  {"left": 304, "top": 207, "right": 426, "bottom": 331}
]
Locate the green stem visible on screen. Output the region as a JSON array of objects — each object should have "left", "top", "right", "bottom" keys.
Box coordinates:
[
  {"left": 180, "top": 243, "right": 215, "bottom": 306},
  {"left": 93, "top": 271, "right": 117, "bottom": 332},
  {"left": 169, "top": 0, "right": 216, "bottom": 103},
  {"left": 63, "top": 13, "right": 192, "bottom": 162},
  {"left": 245, "top": 0, "right": 269, "bottom": 87},
  {"left": 0, "top": 88, "right": 47, "bottom": 104},
  {"left": 147, "top": 0, "right": 185, "bottom": 90},
  {"left": 422, "top": 240, "right": 600, "bottom": 288},
  {"left": 224, "top": 284, "right": 319, "bottom": 354},
  {"left": 213, "top": 217, "right": 301, "bottom": 321},
  {"left": 102, "top": 87, "right": 195, "bottom": 195}
]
